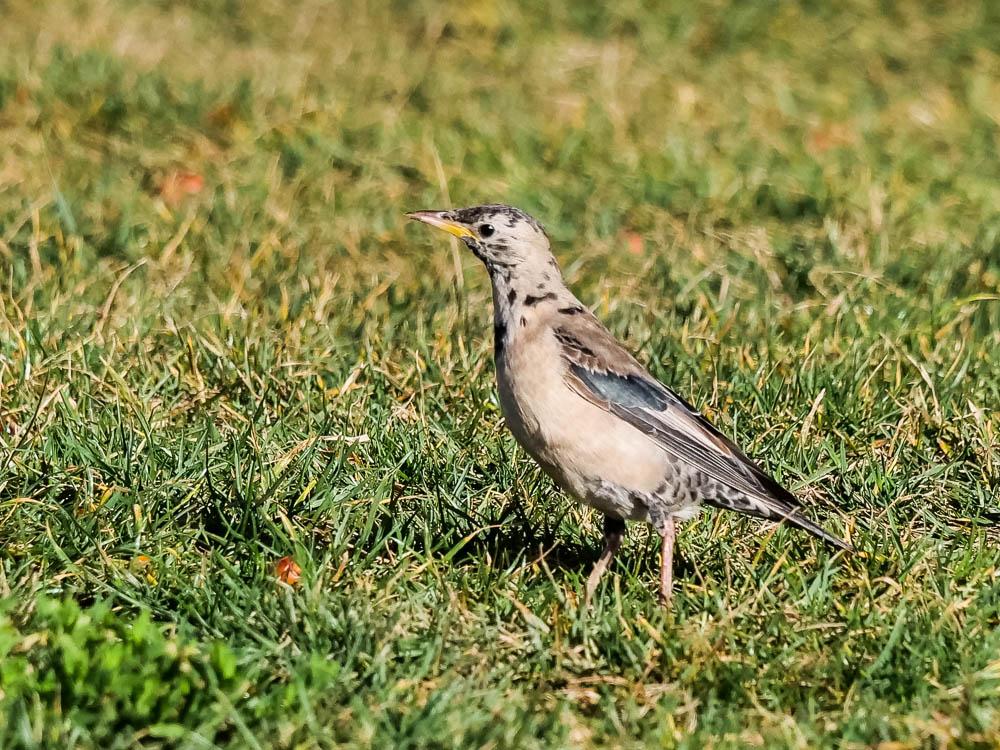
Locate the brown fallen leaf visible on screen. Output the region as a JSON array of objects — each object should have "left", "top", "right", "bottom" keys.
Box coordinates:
[
  {"left": 806, "top": 122, "right": 855, "bottom": 154},
  {"left": 624, "top": 231, "right": 644, "bottom": 255},
  {"left": 275, "top": 556, "right": 302, "bottom": 585},
  {"left": 159, "top": 170, "right": 205, "bottom": 208}
]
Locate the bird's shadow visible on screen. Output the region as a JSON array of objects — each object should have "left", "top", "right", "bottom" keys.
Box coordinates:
[
  {"left": 409, "top": 499, "right": 697, "bottom": 583},
  {"left": 444, "top": 524, "right": 598, "bottom": 572},
  {"left": 401, "top": 491, "right": 601, "bottom": 573}
]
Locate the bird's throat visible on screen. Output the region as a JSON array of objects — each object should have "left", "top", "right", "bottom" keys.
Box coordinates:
[{"left": 490, "top": 273, "right": 520, "bottom": 358}]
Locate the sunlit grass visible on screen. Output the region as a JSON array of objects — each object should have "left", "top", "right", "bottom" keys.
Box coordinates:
[{"left": 1, "top": 0, "right": 999, "bottom": 747}]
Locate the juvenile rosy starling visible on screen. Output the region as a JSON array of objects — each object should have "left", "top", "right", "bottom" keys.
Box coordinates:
[{"left": 408, "top": 205, "right": 851, "bottom": 604}]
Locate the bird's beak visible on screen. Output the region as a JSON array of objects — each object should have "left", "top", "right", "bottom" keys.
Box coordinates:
[{"left": 405, "top": 210, "right": 475, "bottom": 240}]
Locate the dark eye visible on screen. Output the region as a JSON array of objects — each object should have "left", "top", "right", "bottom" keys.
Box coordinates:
[{"left": 478, "top": 224, "right": 495, "bottom": 238}]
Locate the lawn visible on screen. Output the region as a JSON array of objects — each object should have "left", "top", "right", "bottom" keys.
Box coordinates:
[{"left": 1, "top": 0, "right": 999, "bottom": 747}]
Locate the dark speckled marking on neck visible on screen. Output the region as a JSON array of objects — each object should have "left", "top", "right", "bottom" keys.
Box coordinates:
[
  {"left": 490, "top": 265, "right": 512, "bottom": 285},
  {"left": 494, "top": 319, "right": 508, "bottom": 353},
  {"left": 486, "top": 258, "right": 516, "bottom": 271},
  {"left": 524, "top": 291, "right": 557, "bottom": 306}
]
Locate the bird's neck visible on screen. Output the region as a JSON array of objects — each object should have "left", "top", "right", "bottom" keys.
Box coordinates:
[{"left": 488, "top": 265, "right": 571, "bottom": 357}]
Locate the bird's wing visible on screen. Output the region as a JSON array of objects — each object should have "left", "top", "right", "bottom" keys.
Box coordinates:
[
  {"left": 554, "top": 313, "right": 790, "bottom": 501},
  {"left": 553, "top": 311, "right": 850, "bottom": 550}
]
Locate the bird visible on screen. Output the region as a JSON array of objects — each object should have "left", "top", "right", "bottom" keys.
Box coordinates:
[{"left": 407, "top": 204, "right": 852, "bottom": 605}]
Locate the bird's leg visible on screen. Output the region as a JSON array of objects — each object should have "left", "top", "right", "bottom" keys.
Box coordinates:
[
  {"left": 585, "top": 515, "right": 626, "bottom": 604},
  {"left": 659, "top": 517, "right": 676, "bottom": 606}
]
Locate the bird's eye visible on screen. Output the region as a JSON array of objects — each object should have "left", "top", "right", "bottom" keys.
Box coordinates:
[{"left": 478, "top": 224, "right": 495, "bottom": 238}]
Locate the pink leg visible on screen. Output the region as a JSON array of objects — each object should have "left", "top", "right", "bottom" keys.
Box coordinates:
[{"left": 659, "top": 517, "right": 675, "bottom": 605}]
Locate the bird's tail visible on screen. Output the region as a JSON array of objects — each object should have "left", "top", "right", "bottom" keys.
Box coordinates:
[
  {"left": 706, "top": 491, "right": 853, "bottom": 552},
  {"left": 780, "top": 508, "right": 853, "bottom": 552}
]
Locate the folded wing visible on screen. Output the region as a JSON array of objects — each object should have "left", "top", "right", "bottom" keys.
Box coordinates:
[{"left": 554, "top": 312, "right": 851, "bottom": 551}]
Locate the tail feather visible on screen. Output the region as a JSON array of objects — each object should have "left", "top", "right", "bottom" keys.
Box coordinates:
[
  {"left": 780, "top": 507, "right": 853, "bottom": 552},
  {"left": 706, "top": 491, "right": 853, "bottom": 552}
]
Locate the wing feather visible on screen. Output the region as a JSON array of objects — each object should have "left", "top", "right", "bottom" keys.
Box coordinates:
[{"left": 553, "top": 311, "right": 851, "bottom": 550}]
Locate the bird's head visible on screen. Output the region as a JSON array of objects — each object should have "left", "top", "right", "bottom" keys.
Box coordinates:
[{"left": 407, "top": 204, "right": 555, "bottom": 278}]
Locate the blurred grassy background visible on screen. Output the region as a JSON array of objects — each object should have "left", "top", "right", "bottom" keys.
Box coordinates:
[{"left": 1, "top": 0, "right": 999, "bottom": 747}]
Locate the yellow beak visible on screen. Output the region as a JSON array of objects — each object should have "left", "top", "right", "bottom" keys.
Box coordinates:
[{"left": 406, "top": 210, "right": 475, "bottom": 240}]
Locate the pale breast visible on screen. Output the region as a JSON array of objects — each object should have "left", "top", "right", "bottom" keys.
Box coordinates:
[{"left": 495, "top": 323, "right": 670, "bottom": 521}]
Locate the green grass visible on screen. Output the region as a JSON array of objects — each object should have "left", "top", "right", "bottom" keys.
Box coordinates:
[{"left": 1, "top": 0, "right": 999, "bottom": 746}]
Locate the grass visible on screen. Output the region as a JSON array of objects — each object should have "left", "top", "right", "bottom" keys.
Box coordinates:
[{"left": 1, "top": 0, "right": 999, "bottom": 746}]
